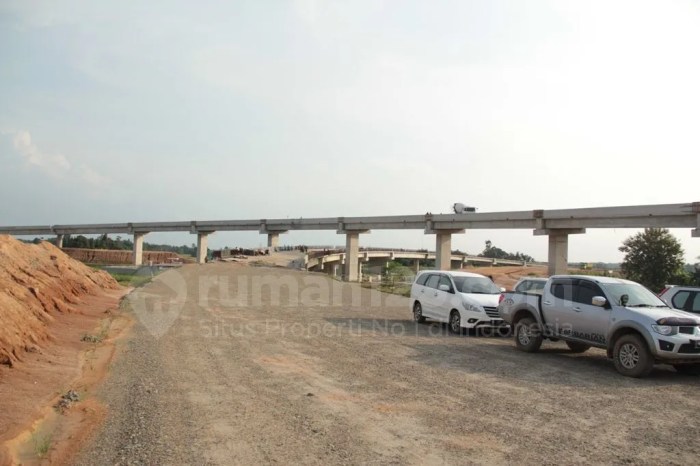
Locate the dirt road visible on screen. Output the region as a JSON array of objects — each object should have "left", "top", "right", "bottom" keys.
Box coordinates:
[{"left": 76, "top": 263, "right": 700, "bottom": 465}]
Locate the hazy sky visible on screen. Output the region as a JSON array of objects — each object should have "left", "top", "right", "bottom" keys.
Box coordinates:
[{"left": 1, "top": 0, "right": 699, "bottom": 262}]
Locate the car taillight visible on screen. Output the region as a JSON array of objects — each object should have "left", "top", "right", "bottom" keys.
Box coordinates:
[
  {"left": 658, "top": 287, "right": 669, "bottom": 297},
  {"left": 498, "top": 293, "right": 505, "bottom": 304}
]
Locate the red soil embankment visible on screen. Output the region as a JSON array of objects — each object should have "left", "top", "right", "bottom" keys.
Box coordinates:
[
  {"left": 61, "top": 248, "right": 184, "bottom": 265},
  {"left": 461, "top": 265, "right": 549, "bottom": 290},
  {"left": 0, "top": 236, "right": 119, "bottom": 367}
]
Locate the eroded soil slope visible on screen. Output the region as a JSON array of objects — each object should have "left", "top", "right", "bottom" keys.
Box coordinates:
[{"left": 0, "top": 236, "right": 118, "bottom": 367}]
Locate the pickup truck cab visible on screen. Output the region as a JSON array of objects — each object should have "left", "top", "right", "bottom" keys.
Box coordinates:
[{"left": 498, "top": 275, "right": 700, "bottom": 377}]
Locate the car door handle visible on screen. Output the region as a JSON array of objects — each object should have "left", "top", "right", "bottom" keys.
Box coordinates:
[
  {"left": 573, "top": 307, "right": 582, "bottom": 312},
  {"left": 433, "top": 292, "right": 438, "bottom": 297},
  {"left": 420, "top": 289, "right": 424, "bottom": 293},
  {"left": 543, "top": 301, "right": 552, "bottom": 305}
]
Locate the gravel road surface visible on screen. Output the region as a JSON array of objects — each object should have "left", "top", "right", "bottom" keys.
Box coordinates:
[{"left": 75, "top": 263, "right": 700, "bottom": 465}]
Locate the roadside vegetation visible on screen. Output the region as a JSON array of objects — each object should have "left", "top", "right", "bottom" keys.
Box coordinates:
[
  {"left": 360, "top": 261, "right": 414, "bottom": 297},
  {"left": 107, "top": 272, "right": 153, "bottom": 287},
  {"left": 88, "top": 265, "right": 155, "bottom": 287},
  {"left": 479, "top": 240, "right": 535, "bottom": 263},
  {"left": 27, "top": 233, "right": 199, "bottom": 257},
  {"left": 619, "top": 228, "right": 698, "bottom": 292}
]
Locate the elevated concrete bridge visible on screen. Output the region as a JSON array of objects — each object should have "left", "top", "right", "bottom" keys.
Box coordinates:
[
  {"left": 1, "top": 202, "right": 698, "bottom": 281},
  {"left": 305, "top": 249, "right": 533, "bottom": 279}
]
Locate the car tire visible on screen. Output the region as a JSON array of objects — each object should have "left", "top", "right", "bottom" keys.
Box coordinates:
[
  {"left": 514, "top": 316, "right": 543, "bottom": 353},
  {"left": 673, "top": 364, "right": 700, "bottom": 375},
  {"left": 413, "top": 301, "right": 426, "bottom": 323},
  {"left": 448, "top": 310, "right": 462, "bottom": 334},
  {"left": 612, "top": 334, "right": 654, "bottom": 378},
  {"left": 565, "top": 341, "right": 591, "bottom": 353}
]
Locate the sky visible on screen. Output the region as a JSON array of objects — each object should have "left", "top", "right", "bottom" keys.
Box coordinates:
[{"left": 1, "top": 0, "right": 699, "bottom": 263}]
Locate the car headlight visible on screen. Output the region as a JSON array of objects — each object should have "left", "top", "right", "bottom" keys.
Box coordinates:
[
  {"left": 462, "top": 301, "right": 483, "bottom": 312},
  {"left": 651, "top": 325, "right": 677, "bottom": 336}
]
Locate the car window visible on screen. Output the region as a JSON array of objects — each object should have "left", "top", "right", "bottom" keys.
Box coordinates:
[
  {"left": 438, "top": 275, "right": 453, "bottom": 292},
  {"left": 453, "top": 276, "right": 500, "bottom": 294},
  {"left": 574, "top": 280, "right": 604, "bottom": 305},
  {"left": 672, "top": 291, "right": 690, "bottom": 310},
  {"left": 515, "top": 281, "right": 528, "bottom": 292},
  {"left": 415, "top": 273, "right": 430, "bottom": 286},
  {"left": 425, "top": 275, "right": 440, "bottom": 289},
  {"left": 551, "top": 280, "right": 574, "bottom": 301},
  {"left": 691, "top": 293, "right": 700, "bottom": 313},
  {"left": 516, "top": 279, "right": 545, "bottom": 294}
]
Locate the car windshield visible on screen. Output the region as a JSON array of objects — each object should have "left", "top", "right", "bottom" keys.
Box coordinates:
[
  {"left": 452, "top": 276, "right": 500, "bottom": 294},
  {"left": 601, "top": 283, "right": 668, "bottom": 308}
]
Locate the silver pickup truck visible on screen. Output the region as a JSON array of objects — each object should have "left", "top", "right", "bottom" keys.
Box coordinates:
[{"left": 498, "top": 275, "right": 700, "bottom": 377}]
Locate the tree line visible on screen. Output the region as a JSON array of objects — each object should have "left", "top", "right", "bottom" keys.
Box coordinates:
[
  {"left": 479, "top": 240, "right": 535, "bottom": 263},
  {"left": 28, "top": 234, "right": 199, "bottom": 257}
]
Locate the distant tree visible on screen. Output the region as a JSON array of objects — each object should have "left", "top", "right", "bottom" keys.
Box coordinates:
[
  {"left": 618, "top": 228, "right": 688, "bottom": 292},
  {"left": 480, "top": 240, "right": 534, "bottom": 262}
]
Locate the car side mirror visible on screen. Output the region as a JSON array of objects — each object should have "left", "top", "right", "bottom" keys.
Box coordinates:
[
  {"left": 439, "top": 284, "right": 451, "bottom": 292},
  {"left": 592, "top": 296, "right": 607, "bottom": 307}
]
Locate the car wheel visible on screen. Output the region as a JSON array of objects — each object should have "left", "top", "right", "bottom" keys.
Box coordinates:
[
  {"left": 413, "top": 302, "right": 426, "bottom": 323},
  {"left": 612, "top": 334, "right": 654, "bottom": 378},
  {"left": 673, "top": 364, "right": 700, "bottom": 375},
  {"left": 448, "top": 310, "right": 462, "bottom": 334},
  {"left": 565, "top": 341, "right": 591, "bottom": 353},
  {"left": 514, "top": 316, "right": 543, "bottom": 353}
]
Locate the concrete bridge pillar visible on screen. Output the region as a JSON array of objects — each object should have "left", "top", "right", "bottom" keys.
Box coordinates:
[
  {"left": 266, "top": 231, "right": 287, "bottom": 250},
  {"left": 425, "top": 219, "right": 464, "bottom": 271},
  {"left": 435, "top": 232, "right": 454, "bottom": 271},
  {"left": 56, "top": 234, "right": 64, "bottom": 248},
  {"left": 414, "top": 259, "right": 420, "bottom": 273},
  {"left": 259, "top": 224, "right": 287, "bottom": 252},
  {"left": 326, "top": 263, "right": 339, "bottom": 278},
  {"left": 337, "top": 229, "right": 369, "bottom": 282},
  {"left": 344, "top": 232, "right": 360, "bottom": 282},
  {"left": 534, "top": 228, "right": 585, "bottom": 275},
  {"left": 196, "top": 232, "right": 210, "bottom": 264},
  {"left": 547, "top": 233, "right": 568, "bottom": 276},
  {"left": 133, "top": 232, "right": 146, "bottom": 266}
]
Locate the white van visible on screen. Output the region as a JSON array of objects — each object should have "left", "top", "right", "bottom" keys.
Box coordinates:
[{"left": 410, "top": 271, "right": 506, "bottom": 333}]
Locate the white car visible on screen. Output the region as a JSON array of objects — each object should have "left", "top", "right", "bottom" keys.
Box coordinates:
[
  {"left": 410, "top": 271, "right": 506, "bottom": 333},
  {"left": 658, "top": 285, "right": 700, "bottom": 314}
]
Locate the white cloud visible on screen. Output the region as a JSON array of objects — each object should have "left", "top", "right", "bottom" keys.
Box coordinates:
[
  {"left": 79, "top": 164, "right": 111, "bottom": 187},
  {"left": 10, "top": 130, "right": 111, "bottom": 187},
  {"left": 13, "top": 130, "right": 71, "bottom": 174}
]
